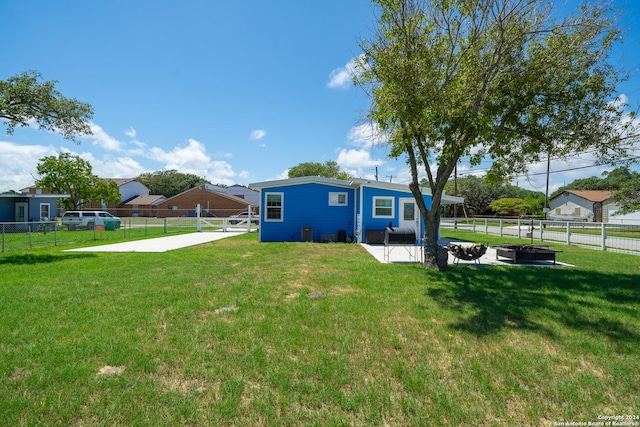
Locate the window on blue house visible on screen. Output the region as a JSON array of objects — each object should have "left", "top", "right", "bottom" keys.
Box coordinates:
[
  {"left": 373, "top": 197, "right": 394, "bottom": 218},
  {"left": 265, "top": 192, "right": 283, "bottom": 221},
  {"left": 328, "top": 192, "right": 347, "bottom": 206}
]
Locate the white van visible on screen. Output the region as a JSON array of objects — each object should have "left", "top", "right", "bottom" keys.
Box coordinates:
[{"left": 61, "top": 211, "right": 121, "bottom": 231}]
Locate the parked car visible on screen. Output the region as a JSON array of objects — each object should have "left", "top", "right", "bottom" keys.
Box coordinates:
[
  {"left": 61, "top": 211, "right": 121, "bottom": 231},
  {"left": 229, "top": 211, "right": 259, "bottom": 225}
]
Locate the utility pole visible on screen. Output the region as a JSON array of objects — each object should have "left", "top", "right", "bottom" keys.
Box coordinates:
[
  {"left": 454, "top": 164, "right": 458, "bottom": 229},
  {"left": 544, "top": 150, "right": 551, "bottom": 220},
  {"left": 374, "top": 166, "right": 379, "bottom": 181},
  {"left": 386, "top": 175, "right": 396, "bottom": 183}
]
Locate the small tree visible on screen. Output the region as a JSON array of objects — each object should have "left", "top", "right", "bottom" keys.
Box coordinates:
[
  {"left": 1, "top": 71, "right": 93, "bottom": 142},
  {"left": 36, "top": 153, "right": 120, "bottom": 211},
  {"left": 491, "top": 198, "right": 530, "bottom": 216},
  {"left": 357, "top": 0, "right": 636, "bottom": 270}
]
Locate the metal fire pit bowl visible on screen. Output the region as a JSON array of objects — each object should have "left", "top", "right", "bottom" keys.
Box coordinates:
[{"left": 492, "top": 244, "right": 561, "bottom": 265}]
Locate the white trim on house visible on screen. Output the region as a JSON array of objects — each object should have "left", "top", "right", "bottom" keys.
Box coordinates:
[
  {"left": 373, "top": 196, "right": 395, "bottom": 218},
  {"left": 264, "top": 192, "right": 284, "bottom": 222}
]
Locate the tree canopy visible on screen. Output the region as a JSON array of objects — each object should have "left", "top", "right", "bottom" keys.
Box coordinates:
[
  {"left": 136, "top": 170, "right": 210, "bottom": 198},
  {"left": 443, "top": 175, "right": 544, "bottom": 216},
  {"left": 0, "top": 71, "right": 93, "bottom": 142},
  {"left": 36, "top": 153, "right": 121, "bottom": 211},
  {"left": 288, "top": 161, "right": 352, "bottom": 181},
  {"left": 357, "top": 0, "right": 636, "bottom": 269}
]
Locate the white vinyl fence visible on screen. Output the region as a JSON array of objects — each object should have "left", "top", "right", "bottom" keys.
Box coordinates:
[{"left": 441, "top": 218, "right": 640, "bottom": 255}]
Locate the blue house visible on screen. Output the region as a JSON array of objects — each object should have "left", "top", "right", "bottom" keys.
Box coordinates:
[
  {"left": 0, "top": 188, "right": 69, "bottom": 223},
  {"left": 249, "top": 176, "right": 463, "bottom": 244}
]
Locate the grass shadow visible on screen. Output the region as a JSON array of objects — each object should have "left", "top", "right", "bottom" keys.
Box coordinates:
[
  {"left": 425, "top": 266, "right": 639, "bottom": 349},
  {"left": 0, "top": 253, "right": 97, "bottom": 265}
]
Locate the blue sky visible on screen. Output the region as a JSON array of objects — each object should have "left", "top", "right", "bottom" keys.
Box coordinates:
[{"left": 1, "top": 0, "right": 639, "bottom": 195}]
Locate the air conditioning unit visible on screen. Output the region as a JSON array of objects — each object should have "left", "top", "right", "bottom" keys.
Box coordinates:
[{"left": 301, "top": 226, "right": 313, "bottom": 242}]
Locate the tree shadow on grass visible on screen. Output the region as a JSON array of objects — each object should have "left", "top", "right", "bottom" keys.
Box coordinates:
[
  {"left": 425, "top": 266, "right": 639, "bottom": 351},
  {"left": 0, "top": 253, "right": 97, "bottom": 265}
]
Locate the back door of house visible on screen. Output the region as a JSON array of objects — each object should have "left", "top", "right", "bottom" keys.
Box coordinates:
[
  {"left": 399, "top": 198, "right": 419, "bottom": 237},
  {"left": 15, "top": 202, "right": 28, "bottom": 222}
]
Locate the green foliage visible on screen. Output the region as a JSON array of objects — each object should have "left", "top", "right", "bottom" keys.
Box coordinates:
[
  {"left": 1, "top": 234, "right": 638, "bottom": 424},
  {"left": 357, "top": 0, "right": 635, "bottom": 269},
  {"left": 490, "top": 198, "right": 530, "bottom": 216},
  {"left": 136, "top": 170, "right": 210, "bottom": 198},
  {"left": 288, "top": 160, "right": 352, "bottom": 180},
  {"left": 443, "top": 175, "right": 544, "bottom": 216},
  {"left": 36, "top": 153, "right": 120, "bottom": 211},
  {"left": 0, "top": 71, "right": 93, "bottom": 142}
]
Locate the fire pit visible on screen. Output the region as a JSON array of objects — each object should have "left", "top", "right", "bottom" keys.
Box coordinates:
[{"left": 492, "top": 244, "right": 561, "bottom": 265}]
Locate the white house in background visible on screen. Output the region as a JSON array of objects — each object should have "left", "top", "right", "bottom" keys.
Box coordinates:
[
  {"left": 549, "top": 190, "right": 610, "bottom": 222},
  {"left": 548, "top": 189, "right": 640, "bottom": 224}
]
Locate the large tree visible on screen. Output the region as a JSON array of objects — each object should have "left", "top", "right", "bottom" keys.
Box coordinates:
[
  {"left": 288, "top": 160, "right": 352, "bottom": 180},
  {"left": 1, "top": 71, "right": 93, "bottom": 142},
  {"left": 357, "top": 0, "right": 636, "bottom": 269},
  {"left": 136, "top": 170, "right": 210, "bottom": 198},
  {"left": 36, "top": 153, "right": 121, "bottom": 211}
]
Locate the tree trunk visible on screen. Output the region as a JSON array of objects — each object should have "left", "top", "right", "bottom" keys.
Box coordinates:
[{"left": 422, "top": 208, "right": 448, "bottom": 270}]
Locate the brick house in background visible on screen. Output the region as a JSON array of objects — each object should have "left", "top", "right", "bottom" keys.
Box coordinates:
[{"left": 155, "top": 183, "right": 259, "bottom": 218}]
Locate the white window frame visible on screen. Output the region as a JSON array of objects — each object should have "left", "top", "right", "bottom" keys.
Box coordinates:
[
  {"left": 39, "top": 203, "right": 50, "bottom": 220},
  {"left": 373, "top": 196, "right": 394, "bottom": 218},
  {"left": 265, "top": 192, "right": 284, "bottom": 222},
  {"left": 328, "top": 192, "right": 348, "bottom": 206}
]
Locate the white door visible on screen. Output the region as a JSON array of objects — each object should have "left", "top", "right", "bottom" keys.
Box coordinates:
[
  {"left": 399, "top": 198, "right": 419, "bottom": 236},
  {"left": 15, "top": 202, "right": 28, "bottom": 222}
]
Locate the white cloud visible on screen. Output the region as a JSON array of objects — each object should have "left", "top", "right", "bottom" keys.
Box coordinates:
[
  {"left": 336, "top": 148, "right": 384, "bottom": 168},
  {"left": 125, "top": 127, "right": 137, "bottom": 138},
  {"left": 327, "top": 55, "right": 364, "bottom": 89},
  {"left": 0, "top": 141, "right": 56, "bottom": 192},
  {"left": 250, "top": 129, "right": 267, "bottom": 140},
  {"left": 147, "top": 138, "right": 239, "bottom": 185},
  {"left": 86, "top": 123, "right": 124, "bottom": 151},
  {"left": 347, "top": 122, "right": 388, "bottom": 149}
]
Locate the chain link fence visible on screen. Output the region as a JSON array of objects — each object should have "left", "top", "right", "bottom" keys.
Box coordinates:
[
  {"left": 1, "top": 214, "right": 259, "bottom": 253},
  {"left": 441, "top": 218, "right": 640, "bottom": 255}
]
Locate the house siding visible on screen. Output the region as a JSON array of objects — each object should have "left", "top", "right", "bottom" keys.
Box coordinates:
[
  {"left": 259, "top": 183, "right": 355, "bottom": 242},
  {"left": 155, "top": 185, "right": 257, "bottom": 218},
  {"left": 359, "top": 185, "right": 432, "bottom": 243}
]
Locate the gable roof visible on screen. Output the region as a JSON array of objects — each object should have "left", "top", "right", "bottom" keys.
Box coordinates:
[
  {"left": 125, "top": 195, "right": 166, "bottom": 205},
  {"left": 161, "top": 184, "right": 258, "bottom": 207},
  {"left": 555, "top": 190, "right": 612, "bottom": 203}
]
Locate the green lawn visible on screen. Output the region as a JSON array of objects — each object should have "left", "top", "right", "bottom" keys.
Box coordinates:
[{"left": 1, "top": 231, "right": 638, "bottom": 426}]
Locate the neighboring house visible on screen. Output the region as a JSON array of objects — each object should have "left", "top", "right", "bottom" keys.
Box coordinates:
[
  {"left": 155, "top": 184, "right": 258, "bottom": 218},
  {"left": 120, "top": 195, "right": 167, "bottom": 217},
  {"left": 0, "top": 187, "right": 69, "bottom": 223},
  {"left": 225, "top": 184, "right": 260, "bottom": 205},
  {"left": 248, "top": 176, "right": 464, "bottom": 243},
  {"left": 549, "top": 190, "right": 612, "bottom": 222}
]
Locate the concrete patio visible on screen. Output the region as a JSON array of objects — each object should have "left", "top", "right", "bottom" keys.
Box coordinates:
[{"left": 361, "top": 240, "right": 572, "bottom": 267}]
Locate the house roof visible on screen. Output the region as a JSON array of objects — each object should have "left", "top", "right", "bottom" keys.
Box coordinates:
[
  {"left": 125, "top": 195, "right": 166, "bottom": 205},
  {"left": 249, "top": 176, "right": 354, "bottom": 190},
  {"left": 249, "top": 176, "right": 465, "bottom": 204},
  {"left": 556, "top": 190, "right": 612, "bottom": 203},
  {"left": 162, "top": 184, "right": 258, "bottom": 207},
  {"left": 0, "top": 193, "right": 69, "bottom": 199}
]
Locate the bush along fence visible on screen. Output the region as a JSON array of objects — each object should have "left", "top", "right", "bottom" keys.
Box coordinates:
[{"left": 441, "top": 217, "right": 640, "bottom": 256}]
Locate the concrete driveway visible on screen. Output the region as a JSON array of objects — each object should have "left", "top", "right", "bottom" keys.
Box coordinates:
[{"left": 64, "top": 231, "right": 246, "bottom": 253}]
